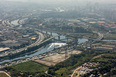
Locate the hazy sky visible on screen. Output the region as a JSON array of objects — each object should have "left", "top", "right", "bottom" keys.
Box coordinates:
[
  {"left": 3, "top": 0, "right": 115, "bottom": 5},
  {"left": 6, "top": 0, "right": 116, "bottom": 3}
]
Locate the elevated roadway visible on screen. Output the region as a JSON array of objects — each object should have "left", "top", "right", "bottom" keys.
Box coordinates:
[{"left": 93, "top": 31, "right": 103, "bottom": 42}]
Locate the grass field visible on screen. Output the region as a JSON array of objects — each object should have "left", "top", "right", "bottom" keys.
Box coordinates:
[{"left": 11, "top": 61, "right": 48, "bottom": 72}]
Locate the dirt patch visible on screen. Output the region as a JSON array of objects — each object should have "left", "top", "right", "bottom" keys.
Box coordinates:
[
  {"left": 34, "top": 50, "right": 82, "bottom": 66},
  {"left": 0, "top": 71, "right": 11, "bottom": 77}
]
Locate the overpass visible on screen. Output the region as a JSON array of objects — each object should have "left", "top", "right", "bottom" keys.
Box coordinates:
[{"left": 93, "top": 31, "right": 104, "bottom": 42}]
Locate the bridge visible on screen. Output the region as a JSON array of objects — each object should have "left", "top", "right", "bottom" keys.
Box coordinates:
[
  {"left": 38, "top": 30, "right": 69, "bottom": 42},
  {"left": 93, "top": 31, "right": 104, "bottom": 42}
]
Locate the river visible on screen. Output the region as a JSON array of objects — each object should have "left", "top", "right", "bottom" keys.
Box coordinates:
[
  {"left": 0, "top": 20, "right": 88, "bottom": 64},
  {"left": 102, "top": 39, "right": 116, "bottom": 41}
]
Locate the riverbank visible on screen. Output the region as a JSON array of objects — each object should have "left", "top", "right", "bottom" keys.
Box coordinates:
[{"left": 0, "top": 37, "right": 52, "bottom": 64}]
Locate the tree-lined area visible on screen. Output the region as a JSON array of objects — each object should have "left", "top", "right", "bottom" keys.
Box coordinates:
[
  {"left": 82, "top": 54, "right": 116, "bottom": 77},
  {"left": 47, "top": 51, "right": 116, "bottom": 77}
]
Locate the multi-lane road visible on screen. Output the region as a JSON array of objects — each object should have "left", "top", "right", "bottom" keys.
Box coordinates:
[{"left": 0, "top": 32, "right": 45, "bottom": 57}]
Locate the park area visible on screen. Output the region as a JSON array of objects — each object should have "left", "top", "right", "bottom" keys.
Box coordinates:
[{"left": 11, "top": 61, "right": 48, "bottom": 72}]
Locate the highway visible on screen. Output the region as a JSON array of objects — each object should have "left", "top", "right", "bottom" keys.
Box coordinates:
[
  {"left": 93, "top": 31, "right": 103, "bottom": 41},
  {"left": 0, "top": 32, "right": 45, "bottom": 57}
]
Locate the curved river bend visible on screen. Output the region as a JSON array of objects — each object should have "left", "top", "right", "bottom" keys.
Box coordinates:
[{"left": 0, "top": 20, "right": 88, "bottom": 64}]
